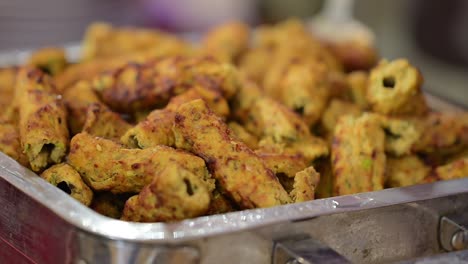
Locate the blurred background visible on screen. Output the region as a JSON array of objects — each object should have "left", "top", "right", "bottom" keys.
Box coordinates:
[{"left": 0, "top": 0, "right": 467, "bottom": 105}]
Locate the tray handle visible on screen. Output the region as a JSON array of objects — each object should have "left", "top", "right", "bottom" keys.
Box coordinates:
[{"left": 272, "top": 235, "right": 351, "bottom": 264}]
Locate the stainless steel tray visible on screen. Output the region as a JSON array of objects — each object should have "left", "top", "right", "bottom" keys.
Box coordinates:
[{"left": 1, "top": 46, "right": 467, "bottom": 264}]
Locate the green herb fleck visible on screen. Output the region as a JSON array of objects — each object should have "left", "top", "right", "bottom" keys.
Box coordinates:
[{"left": 362, "top": 158, "right": 373, "bottom": 170}]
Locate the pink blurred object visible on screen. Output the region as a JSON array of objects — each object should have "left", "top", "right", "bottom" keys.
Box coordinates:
[{"left": 140, "top": 0, "right": 258, "bottom": 32}]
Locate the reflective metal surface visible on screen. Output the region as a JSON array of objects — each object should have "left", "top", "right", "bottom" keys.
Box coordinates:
[
  {"left": 0, "top": 43, "right": 81, "bottom": 67},
  {"left": 273, "top": 235, "right": 351, "bottom": 264},
  {"left": 396, "top": 250, "right": 468, "bottom": 264},
  {"left": 440, "top": 215, "right": 468, "bottom": 251},
  {"left": 2, "top": 151, "right": 468, "bottom": 243},
  {"left": 2, "top": 152, "right": 468, "bottom": 263}
]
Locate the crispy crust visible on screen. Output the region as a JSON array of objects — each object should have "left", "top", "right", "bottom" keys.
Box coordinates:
[
  {"left": 82, "top": 103, "right": 131, "bottom": 141},
  {"left": 173, "top": 99, "right": 291, "bottom": 208},
  {"left": 321, "top": 99, "right": 362, "bottom": 134},
  {"left": 346, "top": 71, "right": 369, "bottom": 109},
  {"left": 255, "top": 150, "right": 308, "bottom": 178},
  {"left": 332, "top": 114, "right": 386, "bottom": 195},
  {"left": 411, "top": 112, "right": 468, "bottom": 154},
  {"left": 273, "top": 60, "right": 331, "bottom": 126},
  {"left": 121, "top": 86, "right": 230, "bottom": 149},
  {"left": 41, "top": 163, "right": 93, "bottom": 206},
  {"left": 386, "top": 155, "right": 430, "bottom": 188},
  {"left": 16, "top": 67, "right": 69, "bottom": 172},
  {"left": 380, "top": 116, "right": 421, "bottom": 156},
  {"left": 246, "top": 97, "right": 329, "bottom": 163},
  {"left": 63, "top": 81, "right": 101, "bottom": 135},
  {"left": 238, "top": 48, "right": 273, "bottom": 83},
  {"left": 202, "top": 22, "right": 250, "bottom": 63},
  {"left": 90, "top": 192, "right": 129, "bottom": 219},
  {"left": 93, "top": 57, "right": 239, "bottom": 113},
  {"left": 0, "top": 67, "right": 17, "bottom": 111},
  {"left": 81, "top": 22, "right": 190, "bottom": 61},
  {"left": 121, "top": 163, "right": 211, "bottom": 222},
  {"left": 230, "top": 76, "right": 263, "bottom": 122},
  {"left": 290, "top": 166, "right": 319, "bottom": 203},
  {"left": 27, "top": 47, "right": 67, "bottom": 76},
  {"left": 228, "top": 122, "right": 258, "bottom": 150},
  {"left": 327, "top": 40, "right": 378, "bottom": 72},
  {"left": 121, "top": 109, "right": 175, "bottom": 148},
  {"left": 0, "top": 122, "right": 29, "bottom": 167},
  {"left": 68, "top": 132, "right": 213, "bottom": 194},
  {"left": 434, "top": 157, "right": 468, "bottom": 181},
  {"left": 314, "top": 158, "right": 334, "bottom": 198},
  {"left": 367, "top": 59, "right": 427, "bottom": 116},
  {"left": 206, "top": 190, "right": 236, "bottom": 215}
]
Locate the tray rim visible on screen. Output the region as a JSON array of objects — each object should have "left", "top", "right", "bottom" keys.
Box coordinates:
[{"left": 2, "top": 151, "right": 468, "bottom": 244}]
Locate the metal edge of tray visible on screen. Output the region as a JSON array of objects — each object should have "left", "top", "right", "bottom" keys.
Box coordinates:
[
  {"left": 0, "top": 43, "right": 81, "bottom": 67},
  {"left": 2, "top": 151, "right": 468, "bottom": 244}
]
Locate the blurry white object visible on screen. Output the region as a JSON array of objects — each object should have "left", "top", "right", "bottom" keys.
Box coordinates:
[{"left": 308, "top": 0, "right": 375, "bottom": 46}]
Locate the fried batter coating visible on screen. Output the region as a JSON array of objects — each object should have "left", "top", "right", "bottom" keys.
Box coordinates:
[
  {"left": 267, "top": 60, "right": 331, "bottom": 126},
  {"left": 386, "top": 155, "right": 430, "bottom": 188},
  {"left": 63, "top": 81, "right": 101, "bottom": 135},
  {"left": 122, "top": 109, "right": 175, "bottom": 148},
  {"left": 255, "top": 19, "right": 322, "bottom": 59},
  {"left": 121, "top": 163, "right": 211, "bottom": 222},
  {"left": 327, "top": 71, "right": 351, "bottom": 100},
  {"left": 256, "top": 150, "right": 308, "bottom": 178},
  {"left": 412, "top": 112, "right": 468, "bottom": 154},
  {"left": 245, "top": 97, "right": 328, "bottom": 162},
  {"left": 92, "top": 60, "right": 173, "bottom": 112},
  {"left": 82, "top": 22, "right": 191, "bottom": 61},
  {"left": 68, "top": 132, "right": 213, "bottom": 194},
  {"left": 256, "top": 19, "right": 342, "bottom": 71},
  {"left": 27, "top": 47, "right": 67, "bottom": 76},
  {"left": 346, "top": 71, "right": 369, "bottom": 109},
  {"left": 93, "top": 56, "right": 239, "bottom": 113},
  {"left": 132, "top": 110, "right": 151, "bottom": 123},
  {"left": 58, "top": 23, "right": 192, "bottom": 91},
  {"left": 82, "top": 103, "right": 131, "bottom": 141},
  {"left": 434, "top": 157, "right": 468, "bottom": 181},
  {"left": 173, "top": 99, "right": 291, "bottom": 208},
  {"left": 238, "top": 48, "right": 272, "bottom": 83},
  {"left": 332, "top": 114, "right": 386, "bottom": 195},
  {"left": 327, "top": 40, "right": 378, "bottom": 72},
  {"left": 246, "top": 97, "right": 310, "bottom": 142},
  {"left": 240, "top": 19, "right": 343, "bottom": 87},
  {"left": 165, "top": 85, "right": 230, "bottom": 117},
  {"left": 230, "top": 76, "right": 263, "bottom": 122},
  {"left": 258, "top": 138, "right": 328, "bottom": 167},
  {"left": 254, "top": 19, "right": 311, "bottom": 49},
  {"left": 228, "top": 122, "right": 258, "bottom": 149},
  {"left": 16, "top": 67, "right": 69, "bottom": 172},
  {"left": 41, "top": 163, "right": 93, "bottom": 206},
  {"left": 202, "top": 21, "right": 249, "bottom": 63},
  {"left": 206, "top": 190, "right": 236, "bottom": 215},
  {"left": 380, "top": 116, "right": 421, "bottom": 156},
  {"left": 0, "top": 122, "right": 29, "bottom": 167},
  {"left": 314, "top": 158, "right": 333, "bottom": 198},
  {"left": 367, "top": 59, "right": 428, "bottom": 116},
  {"left": 290, "top": 166, "right": 319, "bottom": 203},
  {"left": 321, "top": 99, "right": 362, "bottom": 134},
  {"left": 55, "top": 59, "right": 107, "bottom": 92},
  {"left": 121, "top": 86, "right": 229, "bottom": 149},
  {"left": 0, "top": 67, "right": 17, "bottom": 111},
  {"left": 55, "top": 56, "right": 133, "bottom": 92},
  {"left": 91, "top": 192, "right": 129, "bottom": 219}
]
